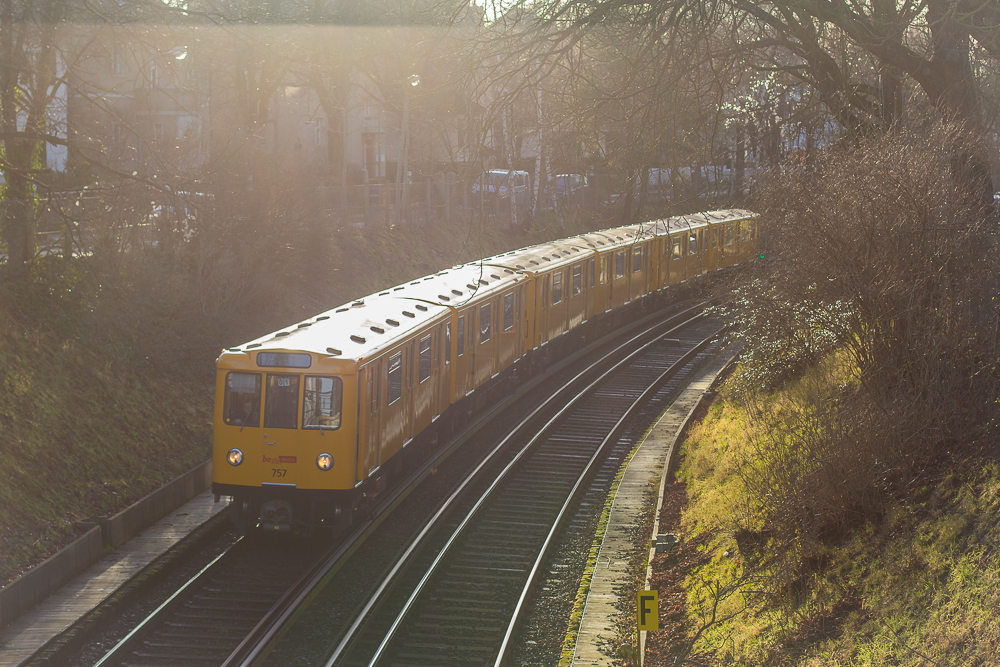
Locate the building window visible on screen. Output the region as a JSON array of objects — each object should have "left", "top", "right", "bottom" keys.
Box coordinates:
[{"left": 111, "top": 46, "right": 124, "bottom": 75}]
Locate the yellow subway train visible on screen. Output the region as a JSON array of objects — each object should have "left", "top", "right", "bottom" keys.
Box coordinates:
[{"left": 212, "top": 209, "right": 758, "bottom": 533}]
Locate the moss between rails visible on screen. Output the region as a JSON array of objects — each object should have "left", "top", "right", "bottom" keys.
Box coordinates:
[
  {"left": 558, "top": 441, "right": 639, "bottom": 665},
  {"left": 558, "top": 416, "right": 662, "bottom": 666},
  {"left": 676, "top": 361, "right": 1000, "bottom": 664}
]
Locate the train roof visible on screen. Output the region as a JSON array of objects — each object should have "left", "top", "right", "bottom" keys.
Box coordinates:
[
  {"left": 221, "top": 263, "right": 525, "bottom": 366},
  {"left": 218, "top": 210, "right": 755, "bottom": 367},
  {"left": 651, "top": 209, "right": 756, "bottom": 234},
  {"left": 377, "top": 261, "right": 527, "bottom": 309}
]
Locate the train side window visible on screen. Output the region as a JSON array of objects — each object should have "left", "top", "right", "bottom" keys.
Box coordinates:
[
  {"left": 503, "top": 293, "right": 514, "bottom": 330},
  {"left": 303, "top": 376, "right": 342, "bottom": 429},
  {"left": 552, "top": 271, "right": 563, "bottom": 304},
  {"left": 615, "top": 252, "right": 625, "bottom": 278},
  {"left": 223, "top": 372, "right": 261, "bottom": 427},
  {"left": 633, "top": 247, "right": 642, "bottom": 273},
  {"left": 672, "top": 237, "right": 682, "bottom": 260},
  {"left": 445, "top": 323, "right": 451, "bottom": 364},
  {"left": 599, "top": 257, "right": 607, "bottom": 284},
  {"left": 480, "top": 303, "right": 492, "bottom": 343},
  {"left": 387, "top": 352, "right": 402, "bottom": 404},
  {"left": 689, "top": 233, "right": 698, "bottom": 255},
  {"left": 590, "top": 259, "right": 596, "bottom": 288},
  {"left": 457, "top": 316, "right": 465, "bottom": 357},
  {"left": 572, "top": 265, "right": 582, "bottom": 296},
  {"left": 418, "top": 335, "right": 432, "bottom": 382},
  {"left": 726, "top": 224, "right": 735, "bottom": 245},
  {"left": 264, "top": 374, "right": 299, "bottom": 429}
]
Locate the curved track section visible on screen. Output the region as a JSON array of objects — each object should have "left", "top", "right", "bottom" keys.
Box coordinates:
[
  {"left": 253, "top": 312, "right": 723, "bottom": 667},
  {"left": 88, "top": 303, "right": 720, "bottom": 667}
]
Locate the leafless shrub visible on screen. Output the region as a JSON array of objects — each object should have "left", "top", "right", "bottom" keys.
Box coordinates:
[{"left": 725, "top": 121, "right": 1000, "bottom": 604}]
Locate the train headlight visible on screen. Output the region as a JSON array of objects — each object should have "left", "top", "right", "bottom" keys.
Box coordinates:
[
  {"left": 227, "top": 448, "right": 244, "bottom": 466},
  {"left": 316, "top": 453, "right": 334, "bottom": 471}
]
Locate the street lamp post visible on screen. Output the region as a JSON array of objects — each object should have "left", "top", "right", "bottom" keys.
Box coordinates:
[{"left": 395, "top": 74, "right": 419, "bottom": 225}]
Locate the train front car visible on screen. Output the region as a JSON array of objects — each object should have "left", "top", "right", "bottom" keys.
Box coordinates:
[{"left": 212, "top": 313, "right": 364, "bottom": 535}]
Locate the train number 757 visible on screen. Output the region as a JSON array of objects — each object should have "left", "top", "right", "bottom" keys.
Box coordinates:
[{"left": 271, "top": 468, "right": 287, "bottom": 478}]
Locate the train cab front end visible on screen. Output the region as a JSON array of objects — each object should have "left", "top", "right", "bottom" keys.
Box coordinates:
[{"left": 212, "top": 348, "right": 360, "bottom": 534}]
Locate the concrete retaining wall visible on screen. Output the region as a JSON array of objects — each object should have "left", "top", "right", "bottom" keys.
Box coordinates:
[
  {"left": 0, "top": 460, "right": 212, "bottom": 630},
  {"left": 0, "top": 527, "right": 103, "bottom": 629},
  {"left": 104, "top": 461, "right": 212, "bottom": 548}
]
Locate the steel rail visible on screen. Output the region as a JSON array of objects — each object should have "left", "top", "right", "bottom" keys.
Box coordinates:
[
  {"left": 91, "top": 545, "right": 237, "bottom": 667},
  {"left": 199, "top": 301, "right": 705, "bottom": 667},
  {"left": 353, "top": 313, "right": 713, "bottom": 667},
  {"left": 222, "top": 304, "right": 705, "bottom": 667},
  {"left": 492, "top": 326, "right": 723, "bottom": 666},
  {"left": 315, "top": 306, "right": 704, "bottom": 667}
]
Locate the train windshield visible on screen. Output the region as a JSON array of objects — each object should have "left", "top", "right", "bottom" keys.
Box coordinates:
[
  {"left": 265, "top": 374, "right": 299, "bottom": 428},
  {"left": 224, "top": 372, "right": 261, "bottom": 427},
  {"left": 303, "top": 376, "right": 343, "bottom": 429}
]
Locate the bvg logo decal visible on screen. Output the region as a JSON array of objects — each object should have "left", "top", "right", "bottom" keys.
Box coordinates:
[{"left": 263, "top": 455, "right": 297, "bottom": 464}]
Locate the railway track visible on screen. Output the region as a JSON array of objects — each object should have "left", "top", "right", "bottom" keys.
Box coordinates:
[
  {"left": 88, "top": 536, "right": 327, "bottom": 667},
  {"left": 84, "top": 302, "right": 723, "bottom": 667},
  {"left": 241, "top": 309, "right": 724, "bottom": 667}
]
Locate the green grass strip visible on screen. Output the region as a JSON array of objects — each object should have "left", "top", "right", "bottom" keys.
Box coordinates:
[{"left": 558, "top": 415, "right": 661, "bottom": 666}]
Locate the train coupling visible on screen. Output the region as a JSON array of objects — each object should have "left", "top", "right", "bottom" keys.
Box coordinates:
[{"left": 259, "top": 499, "right": 293, "bottom": 532}]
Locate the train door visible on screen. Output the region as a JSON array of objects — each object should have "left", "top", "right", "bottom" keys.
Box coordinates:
[
  {"left": 670, "top": 234, "right": 683, "bottom": 284},
  {"left": 584, "top": 257, "right": 597, "bottom": 320},
  {"left": 383, "top": 348, "right": 405, "bottom": 457},
  {"left": 519, "top": 284, "right": 529, "bottom": 356},
  {"left": 598, "top": 255, "right": 609, "bottom": 312},
  {"left": 698, "top": 229, "right": 708, "bottom": 274},
  {"left": 538, "top": 274, "right": 550, "bottom": 347},
  {"left": 630, "top": 245, "right": 644, "bottom": 300},
  {"left": 454, "top": 312, "right": 469, "bottom": 398},
  {"left": 406, "top": 341, "right": 415, "bottom": 442},
  {"left": 438, "top": 322, "right": 450, "bottom": 416},
  {"left": 361, "top": 360, "right": 381, "bottom": 479}
]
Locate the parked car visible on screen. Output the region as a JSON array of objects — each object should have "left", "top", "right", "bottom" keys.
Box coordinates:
[
  {"left": 472, "top": 169, "right": 528, "bottom": 218},
  {"left": 553, "top": 173, "right": 587, "bottom": 207}
]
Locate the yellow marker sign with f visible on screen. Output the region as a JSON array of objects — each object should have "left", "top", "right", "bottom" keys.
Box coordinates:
[{"left": 637, "top": 590, "right": 658, "bottom": 631}]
